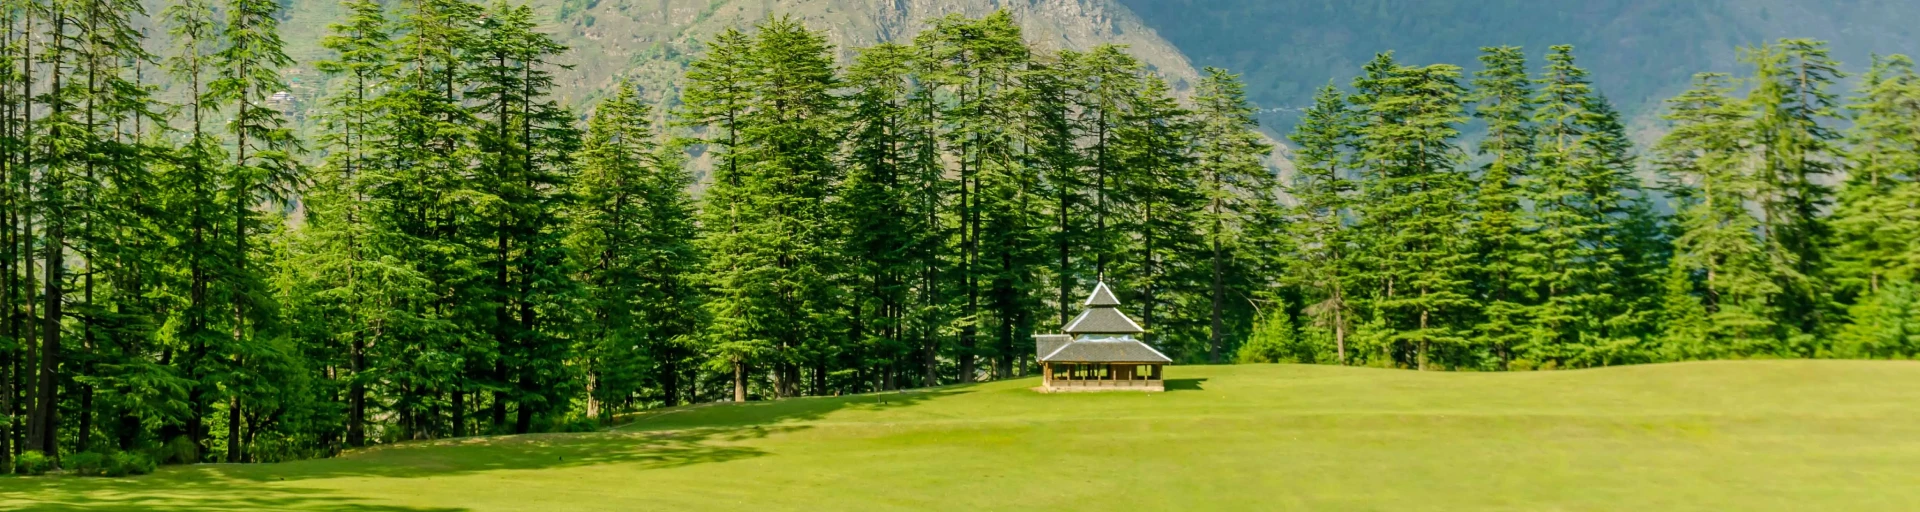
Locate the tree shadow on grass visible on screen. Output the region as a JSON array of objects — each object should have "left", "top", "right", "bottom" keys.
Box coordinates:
[
  {"left": 0, "top": 428, "right": 771, "bottom": 511},
  {"left": 0, "top": 427, "right": 786, "bottom": 511},
  {"left": 617, "top": 385, "right": 968, "bottom": 431},
  {"left": 0, "top": 473, "right": 468, "bottom": 512},
  {"left": 1166, "top": 378, "right": 1208, "bottom": 391},
  {"left": 258, "top": 385, "right": 967, "bottom": 482},
  {"left": 0, "top": 385, "right": 973, "bottom": 510}
]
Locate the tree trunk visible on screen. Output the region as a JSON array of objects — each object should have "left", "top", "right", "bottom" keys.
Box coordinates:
[
  {"left": 661, "top": 357, "right": 679, "bottom": 407},
  {"left": 450, "top": 390, "right": 465, "bottom": 438},
  {"left": 0, "top": 11, "right": 15, "bottom": 470},
  {"left": 1334, "top": 306, "right": 1346, "bottom": 364},
  {"left": 244, "top": 410, "right": 260, "bottom": 463},
  {"left": 75, "top": 385, "right": 91, "bottom": 453},
  {"left": 27, "top": 10, "right": 62, "bottom": 459},
  {"left": 959, "top": 183, "right": 976, "bottom": 383},
  {"left": 12, "top": 1, "right": 35, "bottom": 465},
  {"left": 348, "top": 334, "right": 366, "bottom": 445},
  {"left": 226, "top": 395, "right": 242, "bottom": 462},
  {"left": 816, "top": 361, "right": 830, "bottom": 397},
  {"left": 492, "top": 228, "right": 510, "bottom": 431},
  {"left": 490, "top": 359, "right": 507, "bottom": 431},
  {"left": 515, "top": 271, "right": 536, "bottom": 434},
  {"left": 998, "top": 250, "right": 1015, "bottom": 378},
  {"left": 32, "top": 210, "right": 60, "bottom": 457},
  {"left": 1059, "top": 193, "right": 1072, "bottom": 328},
  {"left": 922, "top": 330, "right": 937, "bottom": 388},
  {"left": 1210, "top": 219, "right": 1224, "bottom": 364},
  {"left": 732, "top": 360, "right": 746, "bottom": 402},
  {"left": 514, "top": 379, "right": 533, "bottom": 434},
  {"left": 1, "top": 339, "right": 10, "bottom": 467},
  {"left": 1417, "top": 305, "right": 1429, "bottom": 372},
  {"left": 585, "top": 372, "right": 599, "bottom": 424}
]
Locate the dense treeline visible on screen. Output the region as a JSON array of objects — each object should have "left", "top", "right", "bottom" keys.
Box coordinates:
[
  {"left": 1254, "top": 40, "right": 1920, "bottom": 369},
  {"left": 2, "top": 3, "right": 1918, "bottom": 471},
  {"left": 681, "top": 14, "right": 1283, "bottom": 401}
]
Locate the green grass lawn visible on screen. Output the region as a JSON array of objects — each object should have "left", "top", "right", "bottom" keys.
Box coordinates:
[{"left": 6, "top": 360, "right": 1919, "bottom": 511}]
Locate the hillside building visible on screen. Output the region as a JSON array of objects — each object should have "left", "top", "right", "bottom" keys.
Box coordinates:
[{"left": 1034, "top": 282, "right": 1171, "bottom": 392}]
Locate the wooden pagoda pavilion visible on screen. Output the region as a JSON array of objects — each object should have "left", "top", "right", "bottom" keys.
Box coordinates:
[{"left": 1034, "top": 282, "right": 1171, "bottom": 392}]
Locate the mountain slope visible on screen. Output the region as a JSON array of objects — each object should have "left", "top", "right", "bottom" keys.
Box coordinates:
[
  {"left": 1117, "top": 0, "right": 1920, "bottom": 131},
  {"left": 184, "top": 0, "right": 1920, "bottom": 138},
  {"left": 265, "top": 0, "right": 1202, "bottom": 112}
]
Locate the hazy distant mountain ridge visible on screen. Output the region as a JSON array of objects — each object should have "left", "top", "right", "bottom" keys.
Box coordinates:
[
  {"left": 1116, "top": 0, "right": 1920, "bottom": 131},
  {"left": 252, "top": 0, "right": 1920, "bottom": 142}
]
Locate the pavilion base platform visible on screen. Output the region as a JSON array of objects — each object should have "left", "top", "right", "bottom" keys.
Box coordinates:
[
  {"left": 1039, "top": 362, "right": 1166, "bottom": 393},
  {"left": 1040, "top": 380, "right": 1165, "bottom": 393}
]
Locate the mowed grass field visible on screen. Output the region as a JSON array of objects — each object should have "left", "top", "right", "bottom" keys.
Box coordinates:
[{"left": 5, "top": 360, "right": 1919, "bottom": 511}]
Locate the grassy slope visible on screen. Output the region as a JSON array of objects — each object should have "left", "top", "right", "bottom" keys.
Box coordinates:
[{"left": 6, "top": 360, "right": 1920, "bottom": 511}]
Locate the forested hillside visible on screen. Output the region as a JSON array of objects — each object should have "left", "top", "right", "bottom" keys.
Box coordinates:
[
  {"left": 3, "top": 0, "right": 1920, "bottom": 480},
  {"left": 1120, "top": 0, "right": 1920, "bottom": 131}
]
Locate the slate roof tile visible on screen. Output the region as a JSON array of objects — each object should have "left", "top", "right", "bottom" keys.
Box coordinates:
[
  {"left": 1039, "top": 338, "right": 1172, "bottom": 363},
  {"left": 1063, "top": 307, "right": 1144, "bottom": 334}
]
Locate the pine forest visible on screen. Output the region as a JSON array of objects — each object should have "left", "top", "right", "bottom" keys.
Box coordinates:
[{"left": 2, "top": 3, "right": 1919, "bottom": 469}]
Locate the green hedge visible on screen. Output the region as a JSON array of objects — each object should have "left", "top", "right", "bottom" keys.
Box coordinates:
[{"left": 13, "top": 451, "right": 51, "bottom": 475}]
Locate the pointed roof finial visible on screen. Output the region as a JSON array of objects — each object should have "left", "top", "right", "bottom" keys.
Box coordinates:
[{"left": 1084, "top": 281, "right": 1121, "bottom": 307}]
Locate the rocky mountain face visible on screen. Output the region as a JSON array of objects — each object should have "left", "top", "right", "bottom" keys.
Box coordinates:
[{"left": 257, "top": 0, "right": 1200, "bottom": 114}]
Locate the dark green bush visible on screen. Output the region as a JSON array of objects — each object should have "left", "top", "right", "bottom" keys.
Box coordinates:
[
  {"left": 108, "top": 452, "right": 156, "bottom": 477},
  {"left": 65, "top": 452, "right": 107, "bottom": 476},
  {"left": 248, "top": 435, "right": 316, "bottom": 463},
  {"left": 14, "top": 451, "right": 52, "bottom": 475},
  {"left": 541, "top": 415, "right": 603, "bottom": 433},
  {"left": 161, "top": 436, "right": 199, "bottom": 465}
]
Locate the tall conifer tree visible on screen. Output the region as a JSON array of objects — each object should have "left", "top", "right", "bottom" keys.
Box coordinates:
[
  {"left": 918, "top": 12, "right": 1025, "bottom": 380},
  {"left": 1351, "top": 54, "right": 1474, "bottom": 370},
  {"left": 1525, "top": 46, "right": 1642, "bottom": 364},
  {"left": 1288, "top": 84, "right": 1358, "bottom": 364},
  {"left": 1118, "top": 74, "right": 1200, "bottom": 356},
  {"left": 1743, "top": 39, "right": 1846, "bottom": 346},
  {"left": 1832, "top": 55, "right": 1920, "bottom": 298},
  {"left": 1191, "top": 67, "right": 1274, "bottom": 364},
  {"left": 571, "top": 82, "right": 698, "bottom": 419},
  {"left": 1467, "top": 46, "right": 1535, "bottom": 367},
  {"left": 682, "top": 28, "right": 763, "bottom": 402},
  {"left": 1656, "top": 73, "right": 1778, "bottom": 357},
  {"left": 211, "top": 0, "right": 303, "bottom": 461},
  {"left": 308, "top": 0, "right": 395, "bottom": 448},
  {"left": 844, "top": 42, "right": 930, "bottom": 388},
  {"left": 161, "top": 0, "right": 230, "bottom": 456}
]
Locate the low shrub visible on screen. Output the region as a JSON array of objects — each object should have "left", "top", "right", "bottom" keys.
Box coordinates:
[
  {"left": 65, "top": 452, "right": 108, "bottom": 476},
  {"left": 248, "top": 435, "right": 330, "bottom": 463},
  {"left": 161, "top": 435, "right": 199, "bottom": 465},
  {"left": 541, "top": 415, "right": 604, "bottom": 433},
  {"left": 14, "top": 451, "right": 52, "bottom": 475},
  {"left": 108, "top": 452, "right": 156, "bottom": 477}
]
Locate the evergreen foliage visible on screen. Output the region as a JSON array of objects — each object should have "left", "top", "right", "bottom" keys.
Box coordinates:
[
  {"left": 1192, "top": 67, "right": 1277, "bottom": 364},
  {"left": 1, "top": 5, "right": 1917, "bottom": 467}
]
